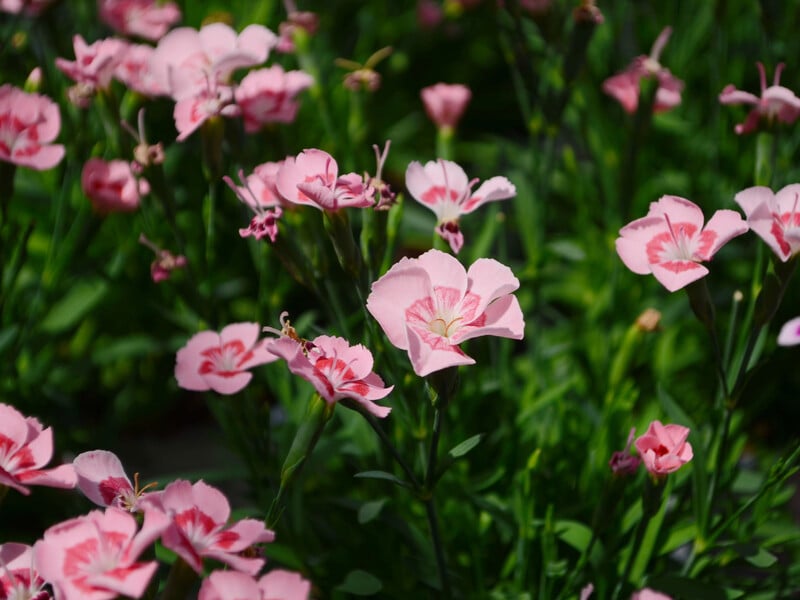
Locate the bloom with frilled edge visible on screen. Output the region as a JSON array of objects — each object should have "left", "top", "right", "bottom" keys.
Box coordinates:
[
  {"left": 615, "top": 195, "right": 748, "bottom": 292},
  {"left": 153, "top": 479, "right": 275, "bottom": 575},
  {"left": 276, "top": 148, "right": 374, "bottom": 210},
  {"left": 0, "top": 543, "right": 50, "bottom": 600},
  {"left": 0, "top": 84, "right": 65, "bottom": 170},
  {"left": 33, "top": 506, "right": 169, "bottom": 600},
  {"left": 720, "top": 62, "right": 800, "bottom": 135},
  {"left": 734, "top": 184, "right": 800, "bottom": 261},
  {"left": 634, "top": 421, "right": 693, "bottom": 476},
  {"left": 175, "top": 322, "right": 278, "bottom": 395},
  {"left": 602, "top": 26, "right": 683, "bottom": 114},
  {"left": 224, "top": 162, "right": 286, "bottom": 242},
  {"left": 98, "top": 0, "right": 181, "bottom": 41},
  {"left": 405, "top": 159, "right": 515, "bottom": 254},
  {"left": 55, "top": 35, "right": 128, "bottom": 90},
  {"left": 0, "top": 403, "right": 76, "bottom": 495},
  {"left": 366, "top": 249, "right": 525, "bottom": 377},
  {"left": 73, "top": 450, "right": 157, "bottom": 513},
  {"left": 198, "top": 569, "right": 311, "bottom": 600},
  {"left": 420, "top": 82, "right": 471, "bottom": 130},
  {"left": 267, "top": 334, "right": 393, "bottom": 418},
  {"left": 82, "top": 158, "right": 148, "bottom": 213},
  {"left": 235, "top": 65, "right": 314, "bottom": 132}
]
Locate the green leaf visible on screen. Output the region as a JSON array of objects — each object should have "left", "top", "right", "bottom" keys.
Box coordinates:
[
  {"left": 645, "top": 574, "right": 738, "bottom": 600},
  {"left": 743, "top": 546, "right": 778, "bottom": 568},
  {"left": 448, "top": 433, "right": 484, "bottom": 459},
  {"left": 40, "top": 279, "right": 108, "bottom": 333},
  {"left": 354, "top": 471, "right": 410, "bottom": 488},
  {"left": 335, "top": 570, "right": 383, "bottom": 595},
  {"left": 0, "top": 326, "right": 18, "bottom": 353},
  {"left": 555, "top": 519, "right": 593, "bottom": 553},
  {"left": 358, "top": 498, "right": 388, "bottom": 524}
]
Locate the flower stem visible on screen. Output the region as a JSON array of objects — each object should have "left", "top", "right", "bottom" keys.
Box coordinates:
[
  {"left": 160, "top": 557, "right": 198, "bottom": 600},
  {"left": 425, "top": 496, "right": 452, "bottom": 599}
]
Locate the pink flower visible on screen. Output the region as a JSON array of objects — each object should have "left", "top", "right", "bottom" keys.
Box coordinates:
[
  {"left": 173, "top": 84, "right": 239, "bottom": 141},
  {"left": 81, "top": 158, "right": 148, "bottom": 214},
  {"left": 175, "top": 322, "right": 278, "bottom": 395},
  {"left": 778, "top": 316, "right": 800, "bottom": 346},
  {"left": 420, "top": 83, "right": 472, "bottom": 129},
  {"left": 634, "top": 421, "right": 693, "bottom": 476},
  {"left": 224, "top": 162, "right": 286, "bottom": 242},
  {"left": 405, "top": 159, "right": 516, "bottom": 253},
  {"left": 56, "top": 35, "right": 128, "bottom": 90},
  {"left": 719, "top": 62, "right": 800, "bottom": 135},
  {"left": 33, "top": 507, "right": 168, "bottom": 600},
  {"left": 0, "top": 84, "right": 64, "bottom": 170},
  {"left": 114, "top": 44, "right": 167, "bottom": 96},
  {"left": 0, "top": 0, "right": 53, "bottom": 15},
  {"left": 603, "top": 27, "right": 683, "bottom": 114},
  {"left": 734, "top": 184, "right": 800, "bottom": 261},
  {"left": 138, "top": 233, "right": 187, "bottom": 283},
  {"left": 0, "top": 543, "right": 50, "bottom": 600},
  {"left": 153, "top": 479, "right": 275, "bottom": 574},
  {"left": 609, "top": 427, "right": 641, "bottom": 476},
  {"left": 0, "top": 402, "right": 76, "bottom": 495},
  {"left": 235, "top": 65, "right": 314, "bottom": 132},
  {"left": 73, "top": 450, "right": 157, "bottom": 512},
  {"left": 366, "top": 249, "right": 525, "bottom": 377},
  {"left": 631, "top": 588, "right": 672, "bottom": 600},
  {"left": 615, "top": 195, "right": 748, "bottom": 292},
  {"left": 276, "top": 148, "right": 374, "bottom": 210},
  {"left": 267, "top": 333, "right": 393, "bottom": 418},
  {"left": 98, "top": 0, "right": 181, "bottom": 41},
  {"left": 198, "top": 569, "right": 311, "bottom": 600}
]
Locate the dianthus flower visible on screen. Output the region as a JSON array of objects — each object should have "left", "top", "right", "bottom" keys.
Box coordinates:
[
  {"left": 98, "top": 0, "right": 181, "bottom": 41},
  {"left": 634, "top": 421, "right": 693, "bottom": 476},
  {"left": 73, "top": 449, "right": 157, "bottom": 513},
  {"left": 0, "top": 84, "right": 64, "bottom": 170},
  {"left": 198, "top": 569, "right": 311, "bottom": 600},
  {"left": 81, "top": 158, "right": 148, "bottom": 214},
  {"left": 420, "top": 83, "right": 471, "bottom": 130},
  {"left": 734, "top": 184, "right": 800, "bottom": 261},
  {"left": 235, "top": 66, "right": 313, "bottom": 132}
]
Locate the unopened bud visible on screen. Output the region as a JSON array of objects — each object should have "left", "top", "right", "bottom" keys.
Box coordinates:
[{"left": 635, "top": 308, "right": 661, "bottom": 332}]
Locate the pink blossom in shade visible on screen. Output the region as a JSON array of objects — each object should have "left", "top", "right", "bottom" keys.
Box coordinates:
[
  {"left": 420, "top": 83, "right": 472, "bottom": 129},
  {"left": 73, "top": 450, "right": 158, "bottom": 513},
  {"left": 366, "top": 249, "right": 525, "bottom": 377},
  {"left": 149, "top": 23, "right": 277, "bottom": 102},
  {"left": 405, "top": 159, "right": 516, "bottom": 254},
  {"left": 33, "top": 506, "right": 169, "bottom": 600},
  {"left": 603, "top": 27, "right": 684, "bottom": 114},
  {"left": 55, "top": 35, "right": 128, "bottom": 90},
  {"left": 615, "top": 195, "right": 749, "bottom": 292},
  {"left": 580, "top": 583, "right": 594, "bottom": 600},
  {"left": 0, "top": 85, "right": 65, "bottom": 171},
  {"left": 267, "top": 335, "right": 393, "bottom": 418},
  {"left": 81, "top": 158, "right": 148, "bottom": 214},
  {"left": 174, "top": 322, "right": 278, "bottom": 395},
  {"left": 0, "top": 403, "right": 77, "bottom": 496},
  {"left": 720, "top": 63, "right": 800, "bottom": 135},
  {"left": 235, "top": 66, "right": 314, "bottom": 132},
  {"left": 734, "top": 184, "right": 800, "bottom": 262},
  {"left": 416, "top": 0, "right": 443, "bottom": 30},
  {"left": 0, "top": 0, "right": 53, "bottom": 15},
  {"left": 609, "top": 427, "right": 642, "bottom": 476},
  {"left": 634, "top": 421, "right": 693, "bottom": 476},
  {"left": 0, "top": 543, "right": 50, "bottom": 600},
  {"left": 114, "top": 44, "right": 168, "bottom": 97},
  {"left": 199, "top": 569, "right": 311, "bottom": 600},
  {"left": 98, "top": 0, "right": 181, "bottom": 41},
  {"left": 224, "top": 163, "right": 285, "bottom": 243},
  {"left": 778, "top": 316, "right": 800, "bottom": 346},
  {"left": 173, "top": 83, "right": 240, "bottom": 141},
  {"left": 630, "top": 589, "right": 672, "bottom": 600},
  {"left": 276, "top": 149, "right": 374, "bottom": 210},
  {"left": 154, "top": 479, "right": 275, "bottom": 575}
]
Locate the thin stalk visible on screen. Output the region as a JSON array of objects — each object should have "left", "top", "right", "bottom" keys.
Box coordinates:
[
  {"left": 160, "top": 557, "right": 198, "bottom": 600},
  {"left": 425, "top": 497, "right": 452, "bottom": 599}
]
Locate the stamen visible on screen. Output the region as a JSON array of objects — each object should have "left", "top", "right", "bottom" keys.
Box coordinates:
[
  {"left": 774, "top": 63, "right": 785, "bottom": 86},
  {"left": 757, "top": 61, "right": 767, "bottom": 93}
]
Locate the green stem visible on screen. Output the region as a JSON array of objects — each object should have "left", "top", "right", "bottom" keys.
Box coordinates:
[
  {"left": 160, "top": 557, "right": 198, "bottom": 600},
  {"left": 425, "top": 497, "right": 452, "bottom": 599}
]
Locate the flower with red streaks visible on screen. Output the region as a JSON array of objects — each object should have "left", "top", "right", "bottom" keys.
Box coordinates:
[
  {"left": 73, "top": 450, "right": 157, "bottom": 513},
  {"left": 98, "top": 0, "right": 181, "bottom": 41},
  {"left": 734, "top": 184, "right": 800, "bottom": 262},
  {"left": 224, "top": 161, "right": 286, "bottom": 242},
  {"left": 235, "top": 65, "right": 313, "bottom": 132},
  {"left": 720, "top": 62, "right": 800, "bottom": 135},
  {"left": 634, "top": 421, "right": 693, "bottom": 476},
  {"left": 0, "top": 543, "right": 50, "bottom": 600},
  {"left": 82, "top": 158, "right": 148, "bottom": 214},
  {"left": 0, "top": 84, "right": 64, "bottom": 170}
]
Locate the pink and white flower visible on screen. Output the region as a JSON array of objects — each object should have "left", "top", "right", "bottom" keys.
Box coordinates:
[
  {"left": 366, "top": 249, "right": 525, "bottom": 377},
  {"left": 173, "top": 83, "right": 240, "bottom": 141},
  {"left": 199, "top": 569, "right": 311, "bottom": 600},
  {"left": 56, "top": 35, "right": 128, "bottom": 90},
  {"left": 235, "top": 66, "right": 313, "bottom": 132},
  {"left": 603, "top": 26, "right": 684, "bottom": 114},
  {"left": 114, "top": 44, "right": 167, "bottom": 96},
  {"left": 175, "top": 322, "right": 277, "bottom": 395},
  {"left": 276, "top": 148, "right": 374, "bottom": 210},
  {"left": 615, "top": 195, "right": 748, "bottom": 292},
  {"left": 420, "top": 83, "right": 472, "bottom": 130},
  {"left": 405, "top": 159, "right": 516, "bottom": 254},
  {"left": 267, "top": 333, "right": 393, "bottom": 418},
  {"left": 0, "top": 543, "right": 50, "bottom": 600},
  {"left": 81, "top": 158, "right": 148, "bottom": 214},
  {"left": 634, "top": 421, "right": 693, "bottom": 476},
  {"left": 154, "top": 479, "right": 275, "bottom": 575},
  {"left": 631, "top": 588, "right": 673, "bottom": 600},
  {"left": 719, "top": 62, "right": 800, "bottom": 135},
  {"left": 778, "top": 317, "right": 800, "bottom": 346},
  {"left": 0, "top": 84, "right": 65, "bottom": 170},
  {"left": 98, "top": 0, "right": 181, "bottom": 41},
  {"left": 73, "top": 450, "right": 156, "bottom": 512},
  {"left": 734, "top": 184, "right": 800, "bottom": 261},
  {"left": 34, "top": 507, "right": 168, "bottom": 600},
  {"left": 224, "top": 163, "right": 285, "bottom": 242},
  {"left": 0, "top": 403, "right": 76, "bottom": 495}
]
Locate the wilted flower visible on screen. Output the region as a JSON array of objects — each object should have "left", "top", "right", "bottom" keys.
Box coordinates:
[
  {"left": 734, "top": 184, "right": 800, "bottom": 261},
  {"left": 0, "top": 84, "right": 65, "bottom": 170},
  {"left": 336, "top": 46, "right": 392, "bottom": 92},
  {"left": 98, "top": 0, "right": 181, "bottom": 41},
  {"left": 224, "top": 163, "right": 285, "bottom": 242},
  {"left": 138, "top": 233, "right": 187, "bottom": 283},
  {"left": 609, "top": 427, "right": 642, "bottom": 475},
  {"left": 720, "top": 62, "right": 800, "bottom": 135},
  {"left": 615, "top": 195, "right": 748, "bottom": 292},
  {"left": 420, "top": 83, "right": 471, "bottom": 130},
  {"left": 367, "top": 249, "right": 525, "bottom": 377},
  {"left": 81, "top": 158, "right": 148, "bottom": 213},
  {"left": 603, "top": 27, "right": 683, "bottom": 114},
  {"left": 405, "top": 158, "right": 515, "bottom": 253},
  {"left": 634, "top": 421, "right": 693, "bottom": 476}
]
